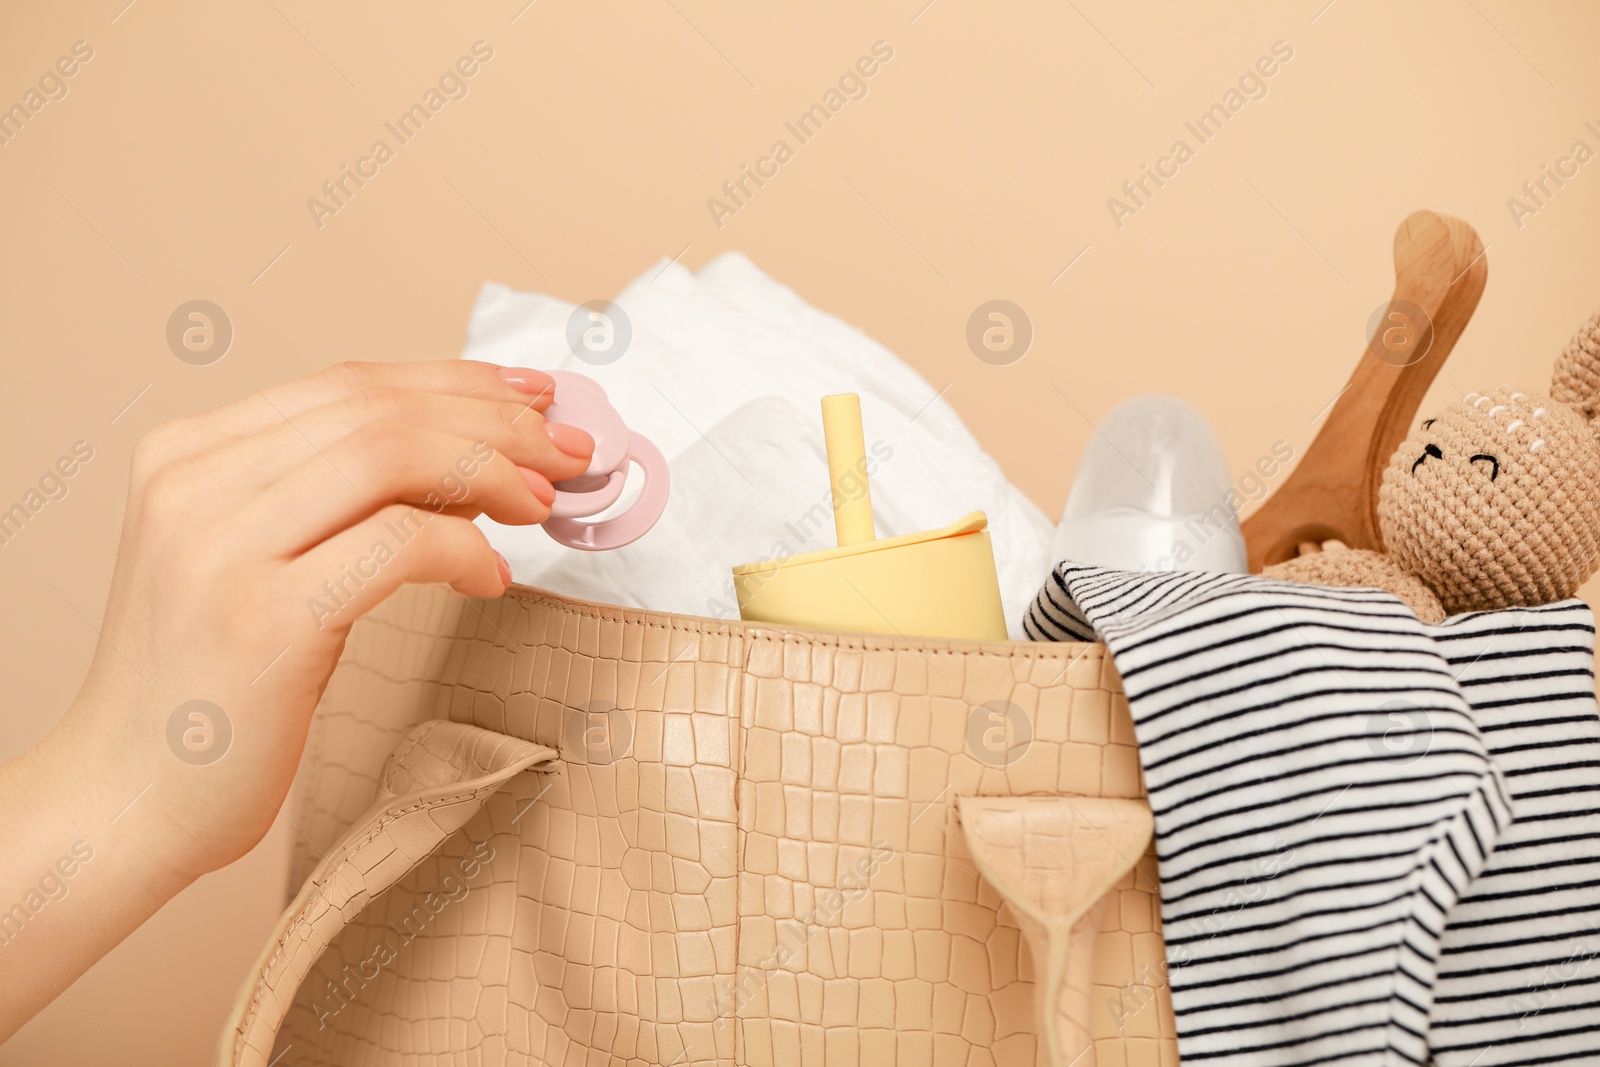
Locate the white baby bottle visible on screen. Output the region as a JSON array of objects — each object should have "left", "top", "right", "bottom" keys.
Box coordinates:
[{"left": 1051, "top": 394, "right": 1247, "bottom": 574}]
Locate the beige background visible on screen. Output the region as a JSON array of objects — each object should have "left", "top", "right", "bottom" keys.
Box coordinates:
[{"left": 1, "top": 0, "right": 1597, "bottom": 1061}]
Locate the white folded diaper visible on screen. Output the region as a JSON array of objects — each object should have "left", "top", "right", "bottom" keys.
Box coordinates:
[{"left": 461, "top": 252, "right": 1055, "bottom": 637}]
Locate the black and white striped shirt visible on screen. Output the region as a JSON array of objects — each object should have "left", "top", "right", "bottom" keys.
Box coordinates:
[
  {"left": 1425, "top": 602, "right": 1600, "bottom": 1066},
  {"left": 1026, "top": 565, "right": 1600, "bottom": 1065}
]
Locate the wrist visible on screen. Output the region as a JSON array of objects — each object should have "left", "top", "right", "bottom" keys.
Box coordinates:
[
  {"left": 0, "top": 697, "right": 198, "bottom": 1037},
  {"left": 40, "top": 691, "right": 199, "bottom": 900}
]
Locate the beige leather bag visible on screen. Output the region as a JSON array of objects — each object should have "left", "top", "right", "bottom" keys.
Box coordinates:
[
  {"left": 216, "top": 210, "right": 1488, "bottom": 1067},
  {"left": 217, "top": 584, "right": 1171, "bottom": 1066}
]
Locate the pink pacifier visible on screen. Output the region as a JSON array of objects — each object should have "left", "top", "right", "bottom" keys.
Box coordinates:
[{"left": 540, "top": 369, "right": 669, "bottom": 550}]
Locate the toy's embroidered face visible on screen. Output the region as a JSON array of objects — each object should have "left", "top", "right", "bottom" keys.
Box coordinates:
[
  {"left": 1379, "top": 386, "right": 1600, "bottom": 614},
  {"left": 1407, "top": 425, "right": 1499, "bottom": 481}
]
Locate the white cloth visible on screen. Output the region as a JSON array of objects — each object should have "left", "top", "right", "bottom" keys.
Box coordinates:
[{"left": 462, "top": 253, "right": 1054, "bottom": 637}]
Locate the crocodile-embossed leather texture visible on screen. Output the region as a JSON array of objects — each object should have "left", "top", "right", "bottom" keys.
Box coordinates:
[
  {"left": 218, "top": 719, "right": 558, "bottom": 1066},
  {"left": 958, "top": 797, "right": 1157, "bottom": 1067},
  {"left": 228, "top": 584, "right": 1176, "bottom": 1065}
]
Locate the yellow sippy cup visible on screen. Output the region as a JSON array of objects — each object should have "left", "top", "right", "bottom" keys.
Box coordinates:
[{"left": 732, "top": 393, "right": 1008, "bottom": 641}]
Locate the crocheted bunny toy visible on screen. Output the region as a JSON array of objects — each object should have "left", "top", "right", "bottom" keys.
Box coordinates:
[{"left": 1266, "top": 309, "right": 1600, "bottom": 623}]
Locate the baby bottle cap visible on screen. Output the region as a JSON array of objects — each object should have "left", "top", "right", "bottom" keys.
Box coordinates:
[
  {"left": 538, "top": 369, "right": 670, "bottom": 551},
  {"left": 1060, "top": 394, "right": 1235, "bottom": 519},
  {"left": 1053, "top": 393, "right": 1246, "bottom": 573}
]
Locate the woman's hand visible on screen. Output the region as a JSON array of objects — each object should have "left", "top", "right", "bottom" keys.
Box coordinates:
[{"left": 0, "top": 360, "right": 592, "bottom": 1037}]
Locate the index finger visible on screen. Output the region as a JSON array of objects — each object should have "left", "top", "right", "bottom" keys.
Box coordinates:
[{"left": 173, "top": 360, "right": 557, "bottom": 461}]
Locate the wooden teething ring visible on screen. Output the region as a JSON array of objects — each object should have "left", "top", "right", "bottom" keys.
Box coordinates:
[{"left": 1243, "top": 210, "right": 1489, "bottom": 571}]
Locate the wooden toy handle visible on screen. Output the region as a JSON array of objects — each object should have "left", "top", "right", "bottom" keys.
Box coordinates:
[{"left": 1242, "top": 210, "right": 1488, "bottom": 571}]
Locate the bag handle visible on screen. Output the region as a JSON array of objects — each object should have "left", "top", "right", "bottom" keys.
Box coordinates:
[
  {"left": 958, "top": 796, "right": 1155, "bottom": 1067},
  {"left": 215, "top": 720, "right": 558, "bottom": 1067}
]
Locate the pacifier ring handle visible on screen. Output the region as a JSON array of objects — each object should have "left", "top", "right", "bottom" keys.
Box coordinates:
[{"left": 542, "top": 431, "right": 670, "bottom": 551}]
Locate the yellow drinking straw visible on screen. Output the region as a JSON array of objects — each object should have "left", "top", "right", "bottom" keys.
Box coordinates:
[{"left": 822, "top": 393, "right": 875, "bottom": 546}]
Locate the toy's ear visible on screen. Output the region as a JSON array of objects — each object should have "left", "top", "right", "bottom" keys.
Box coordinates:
[{"left": 1550, "top": 308, "right": 1600, "bottom": 422}]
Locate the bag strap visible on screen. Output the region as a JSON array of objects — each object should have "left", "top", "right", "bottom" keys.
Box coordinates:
[
  {"left": 215, "top": 719, "right": 558, "bottom": 1067},
  {"left": 958, "top": 796, "right": 1155, "bottom": 1067}
]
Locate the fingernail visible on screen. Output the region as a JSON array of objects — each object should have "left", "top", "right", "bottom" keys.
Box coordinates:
[
  {"left": 493, "top": 551, "right": 512, "bottom": 587},
  {"left": 520, "top": 467, "right": 555, "bottom": 505},
  {"left": 545, "top": 421, "right": 595, "bottom": 458},
  {"left": 496, "top": 367, "right": 555, "bottom": 396}
]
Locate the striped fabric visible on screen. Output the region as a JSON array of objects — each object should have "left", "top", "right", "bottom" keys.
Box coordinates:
[
  {"left": 1024, "top": 564, "right": 1527, "bottom": 1065},
  {"left": 1427, "top": 601, "right": 1600, "bottom": 1066}
]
